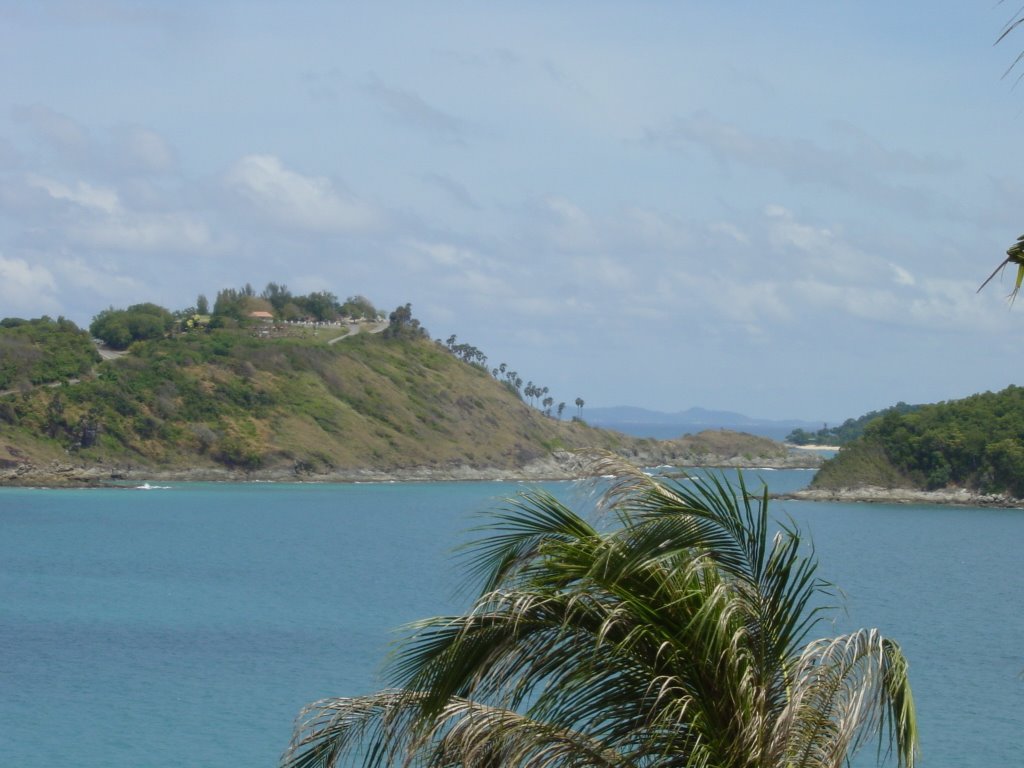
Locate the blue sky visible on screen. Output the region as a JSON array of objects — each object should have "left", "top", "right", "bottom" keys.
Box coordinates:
[{"left": 1, "top": 2, "right": 1023, "bottom": 422}]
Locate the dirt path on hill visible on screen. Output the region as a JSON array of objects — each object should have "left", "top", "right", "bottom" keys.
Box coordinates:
[{"left": 327, "top": 320, "right": 388, "bottom": 344}]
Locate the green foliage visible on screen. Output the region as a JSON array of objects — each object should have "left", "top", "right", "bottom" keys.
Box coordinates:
[
  {"left": 382, "top": 302, "right": 429, "bottom": 339},
  {"left": 297, "top": 290, "right": 339, "bottom": 322},
  {"left": 0, "top": 326, "right": 526, "bottom": 469},
  {"left": 786, "top": 401, "right": 920, "bottom": 445},
  {"left": 444, "top": 333, "right": 488, "bottom": 368},
  {"left": 978, "top": 234, "right": 1024, "bottom": 303},
  {"left": 338, "top": 294, "right": 378, "bottom": 319},
  {"left": 813, "top": 386, "right": 1024, "bottom": 496},
  {"left": 211, "top": 287, "right": 256, "bottom": 325},
  {"left": 0, "top": 316, "right": 100, "bottom": 389},
  {"left": 90, "top": 303, "right": 174, "bottom": 349},
  {"left": 260, "top": 282, "right": 292, "bottom": 313},
  {"left": 213, "top": 282, "right": 375, "bottom": 324},
  {"left": 213, "top": 288, "right": 243, "bottom": 319},
  {"left": 811, "top": 439, "right": 913, "bottom": 490}
]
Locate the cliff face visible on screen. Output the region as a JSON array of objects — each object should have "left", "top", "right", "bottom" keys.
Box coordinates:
[{"left": 0, "top": 330, "right": 818, "bottom": 486}]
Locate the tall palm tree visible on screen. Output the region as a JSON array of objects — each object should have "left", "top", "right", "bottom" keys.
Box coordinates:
[{"left": 283, "top": 458, "right": 917, "bottom": 768}]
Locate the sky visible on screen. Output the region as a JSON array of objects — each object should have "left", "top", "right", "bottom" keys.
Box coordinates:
[{"left": 2, "top": 2, "right": 1023, "bottom": 422}]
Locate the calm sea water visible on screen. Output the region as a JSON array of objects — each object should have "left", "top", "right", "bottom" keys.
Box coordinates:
[{"left": 1, "top": 469, "right": 1021, "bottom": 766}]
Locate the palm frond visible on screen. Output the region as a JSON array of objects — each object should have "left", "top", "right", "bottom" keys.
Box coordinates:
[
  {"left": 997, "top": 2, "right": 1024, "bottom": 80},
  {"left": 284, "top": 691, "right": 632, "bottom": 768},
  {"left": 283, "top": 463, "right": 917, "bottom": 768},
  {"left": 979, "top": 235, "right": 1024, "bottom": 303},
  {"left": 459, "top": 489, "right": 598, "bottom": 594},
  {"left": 776, "top": 630, "right": 918, "bottom": 768}
]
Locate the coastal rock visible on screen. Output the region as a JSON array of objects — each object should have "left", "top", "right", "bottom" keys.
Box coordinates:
[
  {"left": 0, "top": 445, "right": 822, "bottom": 488},
  {"left": 780, "top": 485, "right": 1023, "bottom": 508}
]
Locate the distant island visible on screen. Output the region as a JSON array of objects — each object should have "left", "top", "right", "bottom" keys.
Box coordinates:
[
  {"left": 584, "top": 405, "right": 823, "bottom": 442},
  {"left": 0, "top": 283, "right": 820, "bottom": 487},
  {"left": 786, "top": 386, "right": 1024, "bottom": 507}
]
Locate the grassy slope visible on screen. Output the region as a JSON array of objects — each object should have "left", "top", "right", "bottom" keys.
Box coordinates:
[
  {"left": 809, "top": 440, "right": 915, "bottom": 491},
  {"left": 0, "top": 328, "right": 802, "bottom": 478},
  {"left": 0, "top": 330, "right": 621, "bottom": 473}
]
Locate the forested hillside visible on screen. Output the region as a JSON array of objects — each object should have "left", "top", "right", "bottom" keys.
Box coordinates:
[
  {"left": 0, "top": 317, "right": 100, "bottom": 391},
  {"left": 785, "top": 402, "right": 920, "bottom": 446},
  {"left": 812, "top": 385, "right": 1024, "bottom": 497}
]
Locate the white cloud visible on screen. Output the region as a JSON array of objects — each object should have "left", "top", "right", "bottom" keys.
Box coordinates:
[
  {"left": 571, "top": 254, "right": 633, "bottom": 289},
  {"left": 890, "top": 263, "right": 916, "bottom": 286},
  {"left": 648, "top": 112, "right": 959, "bottom": 220},
  {"left": 408, "top": 239, "right": 479, "bottom": 267},
  {"left": 544, "top": 196, "right": 601, "bottom": 251},
  {"left": 789, "top": 275, "right": 1001, "bottom": 334},
  {"left": 421, "top": 172, "right": 480, "bottom": 210},
  {"left": 118, "top": 126, "right": 176, "bottom": 172},
  {"left": 0, "top": 137, "right": 22, "bottom": 170},
  {"left": 225, "top": 154, "right": 381, "bottom": 234},
  {"left": 11, "top": 104, "right": 90, "bottom": 155},
  {"left": 439, "top": 268, "right": 507, "bottom": 300},
  {"left": 56, "top": 256, "right": 144, "bottom": 299},
  {"left": 763, "top": 205, "right": 881, "bottom": 284},
  {"left": 765, "top": 205, "right": 834, "bottom": 253},
  {"left": 26, "top": 172, "right": 213, "bottom": 252},
  {"left": 0, "top": 253, "right": 59, "bottom": 316},
  {"left": 906, "top": 278, "right": 1003, "bottom": 332},
  {"left": 364, "top": 76, "right": 473, "bottom": 146},
  {"left": 709, "top": 221, "right": 749, "bottom": 245},
  {"left": 623, "top": 206, "right": 692, "bottom": 251},
  {"left": 673, "top": 270, "right": 790, "bottom": 332},
  {"left": 72, "top": 212, "right": 213, "bottom": 252},
  {"left": 28, "top": 174, "right": 122, "bottom": 214}
]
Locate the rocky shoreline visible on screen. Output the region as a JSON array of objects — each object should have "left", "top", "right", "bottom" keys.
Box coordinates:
[
  {"left": 0, "top": 447, "right": 823, "bottom": 488},
  {"left": 780, "top": 485, "right": 1024, "bottom": 508}
]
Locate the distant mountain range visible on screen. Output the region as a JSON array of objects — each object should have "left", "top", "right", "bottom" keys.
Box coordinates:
[{"left": 585, "top": 406, "right": 823, "bottom": 442}]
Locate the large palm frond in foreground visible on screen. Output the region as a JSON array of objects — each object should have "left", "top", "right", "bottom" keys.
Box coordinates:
[{"left": 283, "top": 458, "right": 917, "bottom": 768}]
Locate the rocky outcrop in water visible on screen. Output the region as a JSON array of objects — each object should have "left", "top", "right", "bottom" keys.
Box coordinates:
[{"left": 780, "top": 485, "right": 1022, "bottom": 508}]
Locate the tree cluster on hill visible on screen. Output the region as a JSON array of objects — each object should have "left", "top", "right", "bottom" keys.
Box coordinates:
[
  {"left": 0, "top": 316, "right": 100, "bottom": 390},
  {"left": 785, "top": 402, "right": 920, "bottom": 446},
  {"left": 813, "top": 386, "right": 1024, "bottom": 497},
  {"left": 87, "top": 282, "right": 383, "bottom": 347},
  {"left": 382, "top": 303, "right": 429, "bottom": 339},
  {"left": 90, "top": 303, "right": 175, "bottom": 349},
  {"left": 210, "top": 282, "right": 380, "bottom": 326}
]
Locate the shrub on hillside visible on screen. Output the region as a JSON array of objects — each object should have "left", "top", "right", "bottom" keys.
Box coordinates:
[{"left": 90, "top": 304, "right": 174, "bottom": 349}]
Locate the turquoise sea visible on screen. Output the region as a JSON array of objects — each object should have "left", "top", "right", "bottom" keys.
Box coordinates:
[{"left": 1, "top": 469, "right": 1022, "bottom": 766}]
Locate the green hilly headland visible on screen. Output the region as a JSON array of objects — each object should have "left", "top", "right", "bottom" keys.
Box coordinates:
[
  {"left": 0, "top": 310, "right": 813, "bottom": 486},
  {"left": 810, "top": 385, "right": 1024, "bottom": 499}
]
